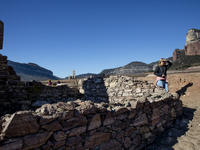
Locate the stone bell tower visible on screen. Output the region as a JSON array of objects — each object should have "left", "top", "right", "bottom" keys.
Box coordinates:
[
  {"left": 0, "top": 20, "right": 4, "bottom": 49},
  {"left": 73, "top": 69, "right": 75, "bottom": 78}
]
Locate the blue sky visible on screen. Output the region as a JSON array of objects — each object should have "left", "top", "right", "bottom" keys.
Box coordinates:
[{"left": 0, "top": 0, "right": 200, "bottom": 78}]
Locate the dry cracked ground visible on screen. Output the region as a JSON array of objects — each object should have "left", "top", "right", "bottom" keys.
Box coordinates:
[{"left": 138, "top": 71, "right": 200, "bottom": 150}]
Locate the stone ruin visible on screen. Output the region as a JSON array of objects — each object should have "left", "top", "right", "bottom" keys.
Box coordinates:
[
  {"left": 0, "top": 73, "right": 182, "bottom": 149},
  {"left": 0, "top": 20, "right": 183, "bottom": 149},
  {"left": 0, "top": 20, "right": 3, "bottom": 49}
]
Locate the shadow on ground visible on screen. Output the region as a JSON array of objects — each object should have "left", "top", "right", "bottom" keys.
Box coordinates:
[
  {"left": 176, "top": 82, "right": 193, "bottom": 96},
  {"left": 145, "top": 83, "right": 195, "bottom": 150},
  {"left": 145, "top": 107, "right": 196, "bottom": 150}
]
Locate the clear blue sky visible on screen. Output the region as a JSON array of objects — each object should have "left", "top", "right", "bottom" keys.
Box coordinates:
[{"left": 1, "top": 0, "right": 200, "bottom": 78}]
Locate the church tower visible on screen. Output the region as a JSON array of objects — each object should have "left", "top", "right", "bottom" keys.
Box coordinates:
[{"left": 73, "top": 69, "right": 75, "bottom": 78}]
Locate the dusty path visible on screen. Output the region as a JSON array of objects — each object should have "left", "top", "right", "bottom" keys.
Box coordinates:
[{"left": 139, "top": 72, "right": 200, "bottom": 150}]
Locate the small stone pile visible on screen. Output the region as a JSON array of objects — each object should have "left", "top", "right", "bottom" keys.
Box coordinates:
[{"left": 0, "top": 91, "right": 181, "bottom": 149}]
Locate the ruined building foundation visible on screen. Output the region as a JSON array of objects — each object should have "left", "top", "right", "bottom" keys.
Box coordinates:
[{"left": 0, "top": 20, "right": 183, "bottom": 150}]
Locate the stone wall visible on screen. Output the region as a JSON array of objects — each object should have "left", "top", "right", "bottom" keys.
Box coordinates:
[
  {"left": 0, "top": 78, "right": 81, "bottom": 116},
  {"left": 0, "top": 54, "right": 183, "bottom": 149},
  {"left": 79, "top": 75, "right": 174, "bottom": 104},
  {"left": 0, "top": 92, "right": 181, "bottom": 149},
  {"left": 0, "top": 20, "right": 3, "bottom": 49},
  {"left": 0, "top": 54, "right": 81, "bottom": 116}
]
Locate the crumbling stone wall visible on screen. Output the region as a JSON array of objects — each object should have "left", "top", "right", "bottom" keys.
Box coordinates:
[
  {"left": 0, "top": 92, "right": 182, "bottom": 149},
  {"left": 0, "top": 79, "right": 81, "bottom": 116},
  {"left": 0, "top": 54, "right": 183, "bottom": 149},
  {"left": 0, "top": 54, "right": 81, "bottom": 116},
  {"left": 0, "top": 20, "right": 3, "bottom": 49},
  {"left": 79, "top": 75, "right": 173, "bottom": 105}
]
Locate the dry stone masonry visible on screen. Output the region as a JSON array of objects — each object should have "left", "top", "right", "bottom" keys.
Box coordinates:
[
  {"left": 0, "top": 54, "right": 81, "bottom": 116},
  {"left": 0, "top": 20, "right": 183, "bottom": 149},
  {"left": 0, "top": 74, "right": 182, "bottom": 150},
  {"left": 0, "top": 20, "right": 3, "bottom": 49},
  {"left": 79, "top": 75, "right": 173, "bottom": 104}
]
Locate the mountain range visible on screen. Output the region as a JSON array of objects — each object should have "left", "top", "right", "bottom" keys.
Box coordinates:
[
  {"left": 8, "top": 57, "right": 173, "bottom": 81},
  {"left": 8, "top": 60, "right": 60, "bottom": 81}
]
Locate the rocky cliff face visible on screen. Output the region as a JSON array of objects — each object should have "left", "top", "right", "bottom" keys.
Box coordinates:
[
  {"left": 173, "top": 28, "right": 200, "bottom": 61},
  {"left": 185, "top": 28, "right": 200, "bottom": 56},
  {"left": 0, "top": 20, "right": 3, "bottom": 49},
  {"left": 186, "top": 29, "right": 200, "bottom": 45},
  {"left": 173, "top": 49, "right": 184, "bottom": 62},
  {"left": 184, "top": 40, "right": 200, "bottom": 55}
]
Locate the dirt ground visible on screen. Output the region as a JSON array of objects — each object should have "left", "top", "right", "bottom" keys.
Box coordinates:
[
  {"left": 138, "top": 72, "right": 200, "bottom": 109},
  {"left": 139, "top": 71, "right": 200, "bottom": 150}
]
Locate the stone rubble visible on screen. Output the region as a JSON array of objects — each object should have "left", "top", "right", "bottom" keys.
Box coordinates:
[
  {"left": 0, "top": 91, "right": 182, "bottom": 149},
  {"left": 0, "top": 53, "right": 184, "bottom": 149}
]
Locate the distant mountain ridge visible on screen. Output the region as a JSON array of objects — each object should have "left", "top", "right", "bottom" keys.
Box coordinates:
[
  {"left": 8, "top": 57, "right": 173, "bottom": 81},
  {"left": 8, "top": 60, "right": 59, "bottom": 81},
  {"left": 100, "top": 57, "right": 173, "bottom": 75}
]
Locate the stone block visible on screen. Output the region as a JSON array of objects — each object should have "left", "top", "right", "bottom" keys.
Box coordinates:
[
  {"left": 62, "top": 116, "right": 87, "bottom": 131},
  {"left": 88, "top": 114, "right": 101, "bottom": 130},
  {"left": 99, "top": 139, "right": 122, "bottom": 150},
  {"left": 171, "top": 108, "right": 176, "bottom": 118},
  {"left": 41, "top": 120, "right": 62, "bottom": 131},
  {"left": 116, "top": 130, "right": 124, "bottom": 139},
  {"left": 113, "top": 107, "right": 128, "bottom": 115},
  {"left": 132, "top": 135, "right": 141, "bottom": 145},
  {"left": 53, "top": 131, "right": 67, "bottom": 141},
  {"left": 124, "top": 137, "right": 132, "bottom": 149},
  {"left": 112, "top": 120, "right": 126, "bottom": 130},
  {"left": 103, "top": 112, "right": 115, "bottom": 126},
  {"left": 0, "top": 139, "right": 23, "bottom": 150},
  {"left": 116, "top": 112, "right": 127, "bottom": 120},
  {"left": 84, "top": 132, "right": 110, "bottom": 149},
  {"left": 2, "top": 111, "right": 39, "bottom": 138},
  {"left": 52, "top": 140, "right": 66, "bottom": 149},
  {"left": 133, "top": 113, "right": 148, "bottom": 127},
  {"left": 39, "top": 115, "right": 55, "bottom": 125},
  {"left": 151, "top": 108, "right": 161, "bottom": 126},
  {"left": 124, "top": 127, "right": 135, "bottom": 136},
  {"left": 68, "top": 125, "right": 86, "bottom": 137},
  {"left": 22, "top": 131, "right": 53, "bottom": 150},
  {"left": 66, "top": 136, "right": 83, "bottom": 147}
]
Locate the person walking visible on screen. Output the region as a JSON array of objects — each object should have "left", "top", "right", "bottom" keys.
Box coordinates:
[{"left": 154, "top": 58, "right": 172, "bottom": 92}]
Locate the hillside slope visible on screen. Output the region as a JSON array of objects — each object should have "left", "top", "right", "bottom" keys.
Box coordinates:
[
  {"left": 8, "top": 60, "right": 59, "bottom": 81},
  {"left": 101, "top": 57, "right": 173, "bottom": 75},
  {"left": 170, "top": 52, "right": 200, "bottom": 70}
]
